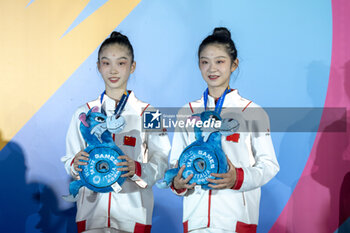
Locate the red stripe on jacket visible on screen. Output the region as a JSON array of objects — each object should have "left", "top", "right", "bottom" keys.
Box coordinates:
[
  {"left": 135, "top": 161, "right": 142, "bottom": 177},
  {"left": 140, "top": 104, "right": 150, "bottom": 116},
  {"left": 189, "top": 102, "right": 194, "bottom": 113},
  {"left": 232, "top": 168, "right": 244, "bottom": 190},
  {"left": 236, "top": 221, "right": 257, "bottom": 233},
  {"left": 76, "top": 220, "right": 86, "bottom": 233},
  {"left": 242, "top": 101, "right": 252, "bottom": 112},
  {"left": 207, "top": 190, "right": 212, "bottom": 227},
  {"left": 183, "top": 220, "right": 188, "bottom": 233},
  {"left": 107, "top": 193, "right": 112, "bottom": 227},
  {"left": 134, "top": 222, "right": 152, "bottom": 233}
]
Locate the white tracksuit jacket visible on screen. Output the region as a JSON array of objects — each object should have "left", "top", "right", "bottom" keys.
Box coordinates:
[
  {"left": 170, "top": 89, "right": 279, "bottom": 233},
  {"left": 61, "top": 91, "right": 171, "bottom": 233}
]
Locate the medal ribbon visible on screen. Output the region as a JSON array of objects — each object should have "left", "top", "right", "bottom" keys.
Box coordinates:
[
  {"left": 100, "top": 90, "right": 129, "bottom": 116},
  {"left": 203, "top": 86, "right": 230, "bottom": 115}
]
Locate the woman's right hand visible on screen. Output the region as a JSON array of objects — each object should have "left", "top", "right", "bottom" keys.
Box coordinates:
[
  {"left": 73, "top": 151, "right": 90, "bottom": 172},
  {"left": 173, "top": 165, "right": 196, "bottom": 190}
]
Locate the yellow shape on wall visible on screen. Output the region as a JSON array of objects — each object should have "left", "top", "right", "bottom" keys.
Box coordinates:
[{"left": 0, "top": 0, "right": 141, "bottom": 150}]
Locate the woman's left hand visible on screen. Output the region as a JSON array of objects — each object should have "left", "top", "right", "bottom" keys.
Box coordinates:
[
  {"left": 117, "top": 155, "right": 136, "bottom": 177},
  {"left": 207, "top": 155, "right": 237, "bottom": 189}
]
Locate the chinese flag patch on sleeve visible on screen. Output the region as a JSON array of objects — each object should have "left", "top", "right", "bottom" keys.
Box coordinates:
[
  {"left": 124, "top": 136, "right": 136, "bottom": 147},
  {"left": 226, "top": 133, "right": 240, "bottom": 143}
]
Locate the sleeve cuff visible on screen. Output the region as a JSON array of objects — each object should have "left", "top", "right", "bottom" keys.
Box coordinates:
[
  {"left": 70, "top": 158, "right": 79, "bottom": 177},
  {"left": 232, "top": 168, "right": 244, "bottom": 190},
  {"left": 70, "top": 158, "right": 75, "bottom": 166},
  {"left": 135, "top": 161, "right": 142, "bottom": 177},
  {"left": 170, "top": 182, "right": 187, "bottom": 195},
  {"left": 129, "top": 162, "right": 147, "bottom": 188}
]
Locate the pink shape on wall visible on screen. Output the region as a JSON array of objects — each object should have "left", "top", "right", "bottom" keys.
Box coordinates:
[{"left": 270, "top": 0, "right": 350, "bottom": 232}]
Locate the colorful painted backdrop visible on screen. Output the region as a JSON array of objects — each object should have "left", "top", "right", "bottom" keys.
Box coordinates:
[{"left": 0, "top": 0, "right": 349, "bottom": 232}]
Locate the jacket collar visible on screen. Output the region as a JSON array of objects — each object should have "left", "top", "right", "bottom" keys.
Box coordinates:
[
  {"left": 99, "top": 90, "right": 135, "bottom": 115},
  {"left": 200, "top": 89, "right": 239, "bottom": 108}
]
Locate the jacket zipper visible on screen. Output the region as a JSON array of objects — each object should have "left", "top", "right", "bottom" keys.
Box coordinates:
[
  {"left": 242, "top": 192, "right": 246, "bottom": 206},
  {"left": 80, "top": 188, "right": 85, "bottom": 206}
]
